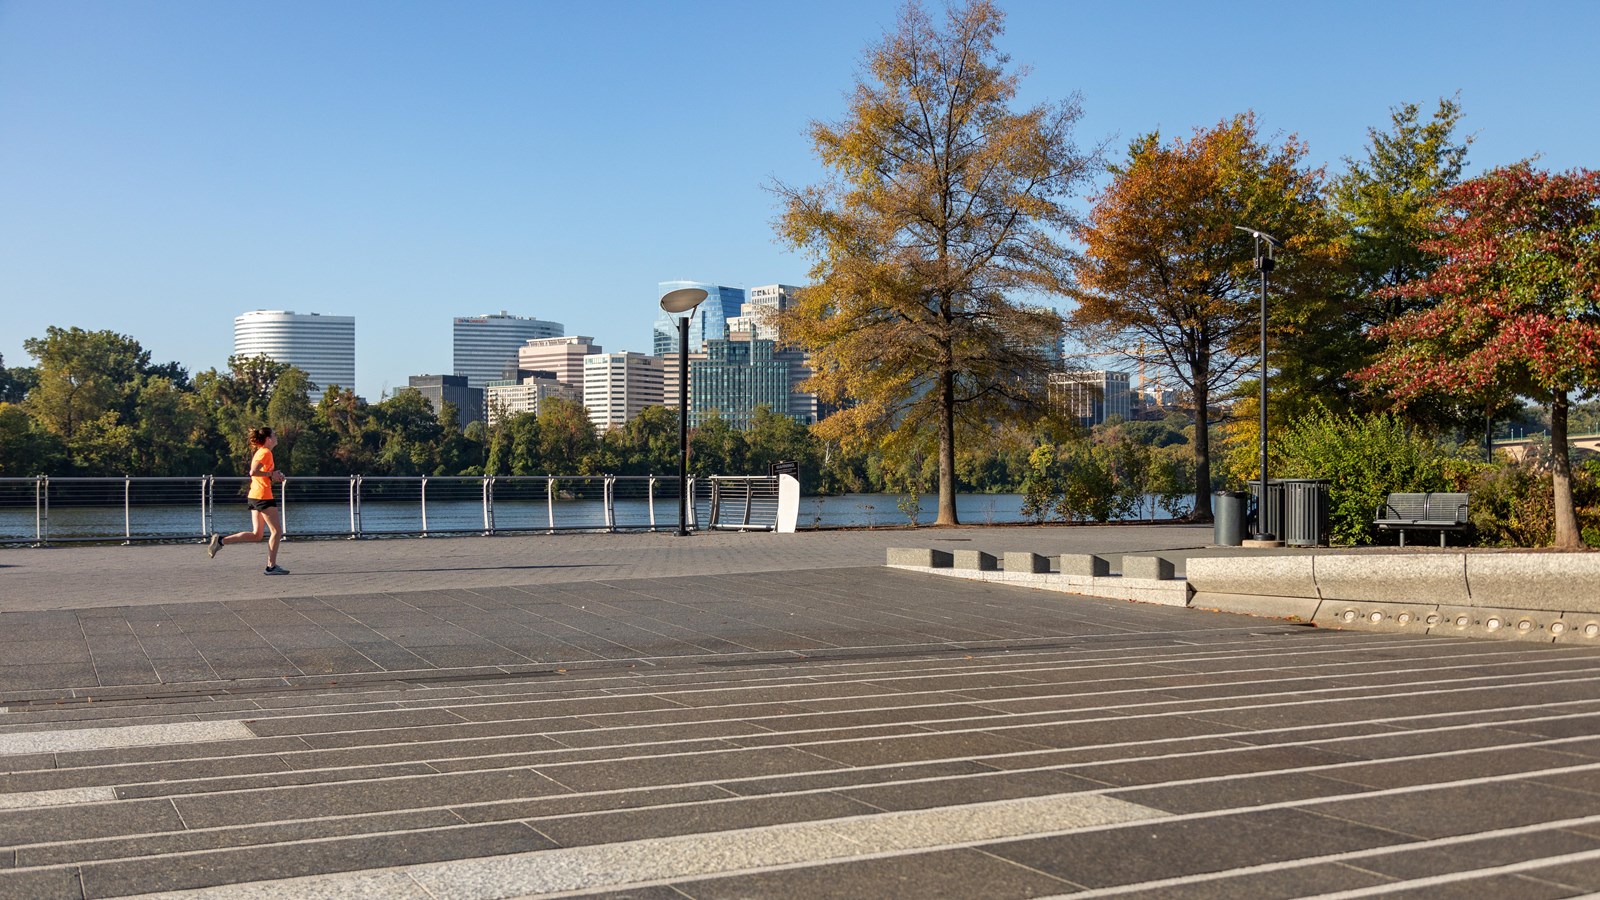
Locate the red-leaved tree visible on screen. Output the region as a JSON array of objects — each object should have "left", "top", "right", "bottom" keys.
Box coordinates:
[{"left": 1358, "top": 162, "right": 1600, "bottom": 548}]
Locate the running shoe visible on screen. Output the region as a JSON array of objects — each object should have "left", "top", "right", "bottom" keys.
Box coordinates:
[
  {"left": 207, "top": 533, "right": 223, "bottom": 558},
  {"left": 263, "top": 565, "right": 290, "bottom": 575}
]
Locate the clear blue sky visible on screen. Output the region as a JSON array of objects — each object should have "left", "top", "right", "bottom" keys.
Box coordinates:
[{"left": 2, "top": 0, "right": 1594, "bottom": 399}]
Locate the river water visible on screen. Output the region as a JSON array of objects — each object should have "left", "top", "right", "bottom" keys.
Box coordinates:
[{"left": 0, "top": 492, "right": 1191, "bottom": 543}]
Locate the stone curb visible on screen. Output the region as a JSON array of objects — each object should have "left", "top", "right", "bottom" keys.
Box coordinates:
[{"left": 885, "top": 547, "right": 1600, "bottom": 644}]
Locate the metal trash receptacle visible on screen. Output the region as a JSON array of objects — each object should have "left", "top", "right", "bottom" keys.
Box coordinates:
[
  {"left": 1281, "top": 479, "right": 1331, "bottom": 547},
  {"left": 1213, "top": 490, "right": 1248, "bottom": 546},
  {"left": 1248, "top": 480, "right": 1285, "bottom": 540}
]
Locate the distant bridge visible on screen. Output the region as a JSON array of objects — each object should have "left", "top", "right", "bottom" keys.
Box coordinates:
[{"left": 1491, "top": 433, "right": 1600, "bottom": 462}]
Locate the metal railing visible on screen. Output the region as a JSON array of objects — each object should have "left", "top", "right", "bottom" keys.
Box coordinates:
[
  {"left": 0, "top": 474, "right": 799, "bottom": 545},
  {"left": 706, "top": 476, "right": 782, "bottom": 532}
]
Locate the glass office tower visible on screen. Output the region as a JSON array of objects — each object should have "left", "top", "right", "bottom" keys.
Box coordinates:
[{"left": 652, "top": 281, "right": 745, "bottom": 356}]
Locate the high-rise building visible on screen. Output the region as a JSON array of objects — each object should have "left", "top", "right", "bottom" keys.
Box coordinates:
[
  {"left": 517, "top": 336, "right": 602, "bottom": 388},
  {"left": 233, "top": 310, "right": 356, "bottom": 394},
  {"left": 690, "top": 335, "right": 806, "bottom": 430},
  {"left": 484, "top": 375, "right": 580, "bottom": 425},
  {"left": 407, "top": 374, "right": 484, "bottom": 429},
  {"left": 452, "top": 312, "right": 563, "bottom": 389},
  {"left": 1049, "top": 370, "right": 1133, "bottom": 427},
  {"left": 726, "top": 284, "right": 801, "bottom": 341},
  {"left": 652, "top": 281, "right": 745, "bottom": 356},
  {"left": 582, "top": 352, "right": 664, "bottom": 430},
  {"left": 658, "top": 348, "right": 706, "bottom": 411}
]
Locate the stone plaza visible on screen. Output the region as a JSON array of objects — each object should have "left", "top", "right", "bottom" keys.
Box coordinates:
[{"left": 2, "top": 525, "right": 1600, "bottom": 898}]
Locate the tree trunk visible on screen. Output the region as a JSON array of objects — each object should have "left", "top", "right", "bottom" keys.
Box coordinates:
[
  {"left": 1191, "top": 382, "right": 1213, "bottom": 522},
  {"left": 1551, "top": 390, "right": 1583, "bottom": 548},
  {"left": 935, "top": 366, "right": 958, "bottom": 526}
]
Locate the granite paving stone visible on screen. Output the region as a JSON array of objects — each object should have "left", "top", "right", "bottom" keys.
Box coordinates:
[
  {"left": 449, "top": 784, "right": 736, "bottom": 825},
  {"left": 836, "top": 769, "right": 1108, "bottom": 811},
  {"left": 1347, "top": 874, "right": 1585, "bottom": 899},
  {"left": 1113, "top": 771, "right": 1378, "bottom": 814},
  {"left": 1313, "top": 781, "right": 1600, "bottom": 839},
  {"left": 0, "top": 867, "right": 85, "bottom": 900},
  {"left": 981, "top": 807, "right": 1413, "bottom": 889},
  {"left": 793, "top": 731, "right": 1053, "bottom": 767},
  {"left": 1319, "top": 746, "right": 1595, "bottom": 790},
  {"left": 242, "top": 707, "right": 465, "bottom": 737},
  {"left": 115, "top": 760, "right": 441, "bottom": 798},
  {"left": 1333, "top": 826, "right": 1600, "bottom": 881},
  {"left": 674, "top": 846, "right": 1078, "bottom": 899},
  {"left": 76, "top": 822, "right": 551, "bottom": 898},
  {"left": 15, "top": 809, "right": 465, "bottom": 868},
  {"left": 172, "top": 768, "right": 572, "bottom": 829},
  {"left": 0, "top": 796, "right": 187, "bottom": 846},
  {"left": 535, "top": 746, "right": 852, "bottom": 793},
  {"left": 530, "top": 792, "right": 882, "bottom": 847}
]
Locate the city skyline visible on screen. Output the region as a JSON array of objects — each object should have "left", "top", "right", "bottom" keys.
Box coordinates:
[{"left": 4, "top": 2, "right": 1597, "bottom": 398}]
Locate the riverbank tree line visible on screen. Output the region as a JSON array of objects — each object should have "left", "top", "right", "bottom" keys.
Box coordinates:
[{"left": 0, "top": 335, "right": 1190, "bottom": 502}]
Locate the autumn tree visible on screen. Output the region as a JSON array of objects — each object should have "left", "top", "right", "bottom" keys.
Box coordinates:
[
  {"left": 1069, "top": 113, "right": 1336, "bottom": 519},
  {"left": 1359, "top": 162, "right": 1600, "bottom": 548},
  {"left": 1324, "top": 96, "right": 1507, "bottom": 431},
  {"left": 773, "top": 0, "right": 1094, "bottom": 525}
]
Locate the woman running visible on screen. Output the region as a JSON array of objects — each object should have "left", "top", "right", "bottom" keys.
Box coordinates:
[{"left": 207, "top": 426, "right": 289, "bottom": 574}]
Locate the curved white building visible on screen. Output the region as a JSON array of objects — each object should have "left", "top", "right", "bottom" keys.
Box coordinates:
[
  {"left": 453, "top": 312, "right": 564, "bottom": 388},
  {"left": 233, "top": 310, "right": 356, "bottom": 394}
]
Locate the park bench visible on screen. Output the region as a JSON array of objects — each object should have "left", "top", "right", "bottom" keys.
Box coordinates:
[{"left": 1374, "top": 492, "right": 1470, "bottom": 547}]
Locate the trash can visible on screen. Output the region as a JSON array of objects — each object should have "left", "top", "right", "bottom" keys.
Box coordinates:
[
  {"left": 1248, "top": 480, "right": 1285, "bottom": 541},
  {"left": 1280, "top": 479, "right": 1331, "bottom": 547},
  {"left": 1213, "top": 490, "right": 1248, "bottom": 546}
]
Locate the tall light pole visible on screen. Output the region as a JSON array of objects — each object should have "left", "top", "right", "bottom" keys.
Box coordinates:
[
  {"left": 1235, "top": 225, "right": 1283, "bottom": 543},
  {"left": 660, "top": 287, "right": 708, "bottom": 537}
]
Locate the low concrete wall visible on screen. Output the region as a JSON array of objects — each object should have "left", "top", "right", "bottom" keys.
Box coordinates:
[
  {"left": 886, "top": 549, "right": 1188, "bottom": 607},
  {"left": 886, "top": 546, "right": 1600, "bottom": 644}
]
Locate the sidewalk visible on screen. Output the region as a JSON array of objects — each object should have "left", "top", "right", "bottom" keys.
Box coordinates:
[{"left": 0, "top": 523, "right": 1214, "bottom": 612}]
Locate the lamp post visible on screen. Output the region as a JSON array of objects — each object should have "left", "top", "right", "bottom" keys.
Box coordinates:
[
  {"left": 1235, "top": 225, "right": 1283, "bottom": 544},
  {"left": 659, "top": 287, "right": 708, "bottom": 536}
]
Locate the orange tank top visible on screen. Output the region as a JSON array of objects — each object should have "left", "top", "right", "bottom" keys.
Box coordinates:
[{"left": 248, "top": 447, "right": 275, "bottom": 500}]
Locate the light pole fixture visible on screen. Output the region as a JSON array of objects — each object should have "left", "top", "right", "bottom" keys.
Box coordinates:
[
  {"left": 1235, "top": 225, "right": 1283, "bottom": 543},
  {"left": 660, "top": 287, "right": 708, "bottom": 537}
]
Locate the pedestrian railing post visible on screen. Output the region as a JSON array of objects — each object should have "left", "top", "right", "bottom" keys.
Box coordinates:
[
  {"left": 280, "top": 477, "right": 289, "bottom": 538},
  {"left": 482, "top": 476, "right": 494, "bottom": 535},
  {"left": 604, "top": 476, "right": 616, "bottom": 533},
  {"left": 648, "top": 476, "right": 657, "bottom": 530},
  {"left": 200, "top": 475, "right": 210, "bottom": 539},
  {"left": 349, "top": 475, "right": 363, "bottom": 538},
  {"left": 546, "top": 476, "right": 555, "bottom": 533},
  {"left": 36, "top": 475, "right": 47, "bottom": 547},
  {"left": 420, "top": 476, "right": 429, "bottom": 537},
  {"left": 123, "top": 476, "right": 132, "bottom": 544}
]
